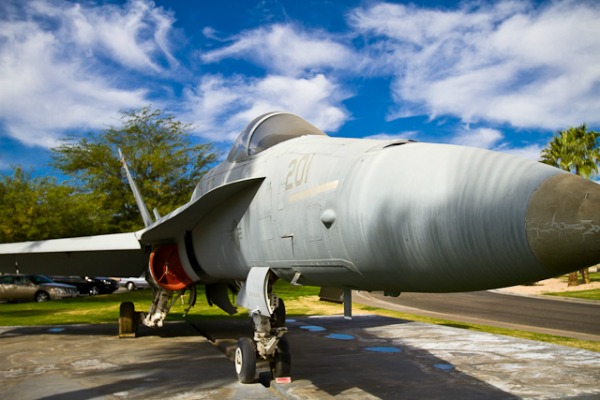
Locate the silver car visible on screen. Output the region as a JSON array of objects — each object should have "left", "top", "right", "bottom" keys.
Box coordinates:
[
  {"left": 0, "top": 274, "right": 79, "bottom": 302},
  {"left": 117, "top": 276, "right": 151, "bottom": 291}
]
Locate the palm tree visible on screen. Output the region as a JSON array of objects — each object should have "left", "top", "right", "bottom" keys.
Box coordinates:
[{"left": 540, "top": 124, "right": 600, "bottom": 286}]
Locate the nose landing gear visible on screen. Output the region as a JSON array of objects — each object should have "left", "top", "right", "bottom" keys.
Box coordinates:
[{"left": 234, "top": 295, "right": 291, "bottom": 384}]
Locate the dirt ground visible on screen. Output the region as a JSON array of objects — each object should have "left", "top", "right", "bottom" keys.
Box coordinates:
[{"left": 501, "top": 272, "right": 600, "bottom": 295}]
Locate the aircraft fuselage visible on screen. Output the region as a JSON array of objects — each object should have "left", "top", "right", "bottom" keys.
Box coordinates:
[{"left": 183, "top": 133, "right": 592, "bottom": 293}]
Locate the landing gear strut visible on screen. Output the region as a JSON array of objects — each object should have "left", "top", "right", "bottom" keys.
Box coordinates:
[
  {"left": 234, "top": 295, "right": 291, "bottom": 383},
  {"left": 118, "top": 286, "right": 197, "bottom": 338}
]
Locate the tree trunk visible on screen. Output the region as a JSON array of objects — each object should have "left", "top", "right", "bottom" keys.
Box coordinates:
[
  {"left": 567, "top": 272, "right": 579, "bottom": 286},
  {"left": 581, "top": 268, "right": 591, "bottom": 284}
]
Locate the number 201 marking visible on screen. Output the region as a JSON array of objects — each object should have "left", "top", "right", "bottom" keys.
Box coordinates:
[{"left": 285, "top": 154, "right": 314, "bottom": 190}]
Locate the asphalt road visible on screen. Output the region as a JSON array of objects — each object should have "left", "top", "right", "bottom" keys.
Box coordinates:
[{"left": 354, "top": 290, "right": 600, "bottom": 341}]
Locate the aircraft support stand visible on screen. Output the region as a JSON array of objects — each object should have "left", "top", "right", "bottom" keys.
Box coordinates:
[{"left": 118, "top": 301, "right": 140, "bottom": 338}]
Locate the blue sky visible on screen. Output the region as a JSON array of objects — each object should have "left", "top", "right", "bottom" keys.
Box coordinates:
[{"left": 1, "top": 0, "right": 600, "bottom": 176}]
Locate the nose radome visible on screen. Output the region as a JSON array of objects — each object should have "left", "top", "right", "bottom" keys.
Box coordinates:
[{"left": 526, "top": 173, "right": 600, "bottom": 274}]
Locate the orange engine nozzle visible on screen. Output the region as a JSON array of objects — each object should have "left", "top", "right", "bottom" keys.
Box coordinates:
[{"left": 149, "top": 245, "right": 192, "bottom": 291}]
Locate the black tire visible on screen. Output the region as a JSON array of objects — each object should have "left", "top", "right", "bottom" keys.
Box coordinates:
[
  {"left": 235, "top": 337, "right": 257, "bottom": 383},
  {"left": 272, "top": 298, "right": 286, "bottom": 328},
  {"left": 35, "top": 291, "right": 50, "bottom": 303},
  {"left": 270, "top": 336, "right": 292, "bottom": 379},
  {"left": 90, "top": 286, "right": 99, "bottom": 296},
  {"left": 126, "top": 282, "right": 135, "bottom": 291},
  {"left": 118, "top": 302, "right": 137, "bottom": 338}
]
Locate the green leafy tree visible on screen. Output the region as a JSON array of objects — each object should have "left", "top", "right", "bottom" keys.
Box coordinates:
[
  {"left": 51, "top": 106, "right": 218, "bottom": 233},
  {"left": 540, "top": 124, "right": 600, "bottom": 285},
  {"left": 541, "top": 124, "right": 600, "bottom": 177},
  {"left": 0, "top": 167, "right": 95, "bottom": 242}
]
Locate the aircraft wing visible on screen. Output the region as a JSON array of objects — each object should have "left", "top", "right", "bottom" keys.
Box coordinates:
[
  {"left": 0, "top": 177, "right": 265, "bottom": 277},
  {"left": 0, "top": 232, "right": 147, "bottom": 277}
]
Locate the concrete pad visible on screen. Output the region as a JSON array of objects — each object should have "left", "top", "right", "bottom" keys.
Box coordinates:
[
  {"left": 268, "top": 315, "right": 600, "bottom": 400},
  {"left": 0, "top": 322, "right": 280, "bottom": 400},
  {"left": 2, "top": 316, "right": 600, "bottom": 399}
]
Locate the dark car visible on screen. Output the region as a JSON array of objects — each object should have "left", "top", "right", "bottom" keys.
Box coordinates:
[
  {"left": 49, "top": 276, "right": 119, "bottom": 295},
  {"left": 0, "top": 274, "right": 78, "bottom": 302}
]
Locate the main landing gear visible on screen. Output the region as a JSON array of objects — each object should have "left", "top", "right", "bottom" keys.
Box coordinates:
[
  {"left": 234, "top": 295, "right": 291, "bottom": 384},
  {"left": 118, "top": 286, "right": 196, "bottom": 338},
  {"left": 117, "top": 265, "right": 291, "bottom": 384}
]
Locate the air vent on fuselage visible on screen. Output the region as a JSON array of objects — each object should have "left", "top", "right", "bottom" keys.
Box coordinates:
[{"left": 382, "top": 139, "right": 415, "bottom": 148}]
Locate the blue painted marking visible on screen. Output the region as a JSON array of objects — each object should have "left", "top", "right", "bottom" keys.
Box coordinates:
[
  {"left": 286, "top": 319, "right": 297, "bottom": 323},
  {"left": 300, "top": 325, "right": 326, "bottom": 332},
  {"left": 48, "top": 328, "right": 65, "bottom": 333},
  {"left": 326, "top": 333, "right": 355, "bottom": 340},
  {"left": 434, "top": 363, "right": 454, "bottom": 371},
  {"left": 365, "top": 346, "right": 402, "bottom": 353}
]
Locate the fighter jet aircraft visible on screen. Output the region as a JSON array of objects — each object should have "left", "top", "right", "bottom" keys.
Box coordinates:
[{"left": 1, "top": 111, "right": 600, "bottom": 383}]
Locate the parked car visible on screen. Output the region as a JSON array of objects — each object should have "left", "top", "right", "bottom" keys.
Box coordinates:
[
  {"left": 117, "top": 276, "right": 151, "bottom": 291},
  {"left": 49, "top": 276, "right": 119, "bottom": 295},
  {"left": 94, "top": 277, "right": 120, "bottom": 293},
  {"left": 0, "top": 274, "right": 78, "bottom": 302}
]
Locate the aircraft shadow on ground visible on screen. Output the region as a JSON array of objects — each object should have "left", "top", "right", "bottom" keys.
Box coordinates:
[
  {"left": 0, "top": 320, "right": 199, "bottom": 339},
  {"left": 36, "top": 341, "right": 239, "bottom": 400},
  {"left": 193, "top": 314, "right": 519, "bottom": 399}
]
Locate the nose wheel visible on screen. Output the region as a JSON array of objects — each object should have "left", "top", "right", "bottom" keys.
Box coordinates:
[
  {"left": 234, "top": 296, "right": 291, "bottom": 384},
  {"left": 235, "top": 337, "right": 257, "bottom": 383}
]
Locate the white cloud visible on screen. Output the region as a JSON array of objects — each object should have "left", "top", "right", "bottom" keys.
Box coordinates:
[
  {"left": 30, "top": 0, "right": 178, "bottom": 72},
  {"left": 449, "top": 126, "right": 543, "bottom": 161},
  {"left": 451, "top": 127, "right": 503, "bottom": 149},
  {"left": 0, "top": 0, "right": 176, "bottom": 148},
  {"left": 201, "top": 24, "right": 357, "bottom": 76},
  {"left": 181, "top": 74, "right": 350, "bottom": 142},
  {"left": 496, "top": 143, "right": 543, "bottom": 161},
  {"left": 3, "top": 0, "right": 596, "bottom": 166},
  {"left": 350, "top": 0, "right": 600, "bottom": 130},
  {"left": 202, "top": 26, "right": 221, "bottom": 41},
  {"left": 363, "top": 132, "right": 419, "bottom": 141},
  {"left": 197, "top": 23, "right": 356, "bottom": 141}
]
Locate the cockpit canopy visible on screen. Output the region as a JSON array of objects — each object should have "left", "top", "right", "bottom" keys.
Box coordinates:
[{"left": 227, "top": 112, "right": 327, "bottom": 162}]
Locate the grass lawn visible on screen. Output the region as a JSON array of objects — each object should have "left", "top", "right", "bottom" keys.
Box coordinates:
[
  {"left": 545, "top": 271, "right": 600, "bottom": 300},
  {"left": 0, "top": 281, "right": 328, "bottom": 326},
  {"left": 1, "top": 281, "right": 599, "bottom": 353},
  {"left": 545, "top": 289, "right": 600, "bottom": 301},
  {"left": 0, "top": 289, "right": 156, "bottom": 326}
]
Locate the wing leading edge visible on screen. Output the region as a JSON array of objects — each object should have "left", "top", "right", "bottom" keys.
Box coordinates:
[{"left": 140, "top": 177, "right": 266, "bottom": 243}]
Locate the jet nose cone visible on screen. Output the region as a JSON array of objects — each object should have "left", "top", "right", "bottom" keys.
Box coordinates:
[{"left": 527, "top": 173, "right": 600, "bottom": 274}]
